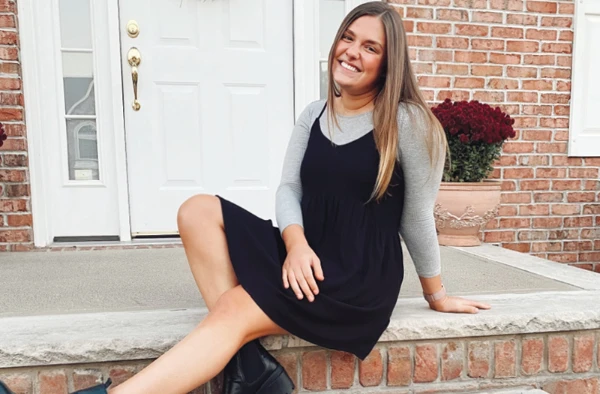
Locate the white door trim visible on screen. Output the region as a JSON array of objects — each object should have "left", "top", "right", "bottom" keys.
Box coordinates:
[
  {"left": 17, "top": 0, "right": 131, "bottom": 247},
  {"left": 293, "top": 0, "right": 320, "bottom": 120},
  {"left": 17, "top": 0, "right": 51, "bottom": 247}
]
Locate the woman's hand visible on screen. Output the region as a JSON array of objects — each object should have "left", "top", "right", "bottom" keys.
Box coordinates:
[
  {"left": 428, "top": 295, "right": 491, "bottom": 314},
  {"left": 282, "top": 243, "right": 324, "bottom": 302}
]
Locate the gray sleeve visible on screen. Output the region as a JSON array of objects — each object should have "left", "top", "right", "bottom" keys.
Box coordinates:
[
  {"left": 398, "top": 103, "right": 445, "bottom": 278},
  {"left": 275, "top": 100, "right": 324, "bottom": 233}
]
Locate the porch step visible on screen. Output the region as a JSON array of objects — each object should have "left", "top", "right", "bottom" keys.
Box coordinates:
[{"left": 479, "top": 389, "right": 549, "bottom": 393}]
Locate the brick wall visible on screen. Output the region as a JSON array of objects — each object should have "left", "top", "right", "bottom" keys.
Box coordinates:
[
  {"left": 1, "top": 330, "right": 599, "bottom": 393},
  {"left": 385, "top": 0, "right": 600, "bottom": 273},
  {"left": 0, "top": 0, "right": 31, "bottom": 251}
]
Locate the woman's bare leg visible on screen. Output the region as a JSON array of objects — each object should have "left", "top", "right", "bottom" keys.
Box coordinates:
[
  {"left": 177, "top": 194, "right": 237, "bottom": 309},
  {"left": 109, "top": 286, "right": 286, "bottom": 394}
]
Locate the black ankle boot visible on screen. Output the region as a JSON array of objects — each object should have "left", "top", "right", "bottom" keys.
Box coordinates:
[
  {"left": 224, "top": 340, "right": 294, "bottom": 394},
  {"left": 71, "top": 378, "right": 112, "bottom": 394},
  {"left": 0, "top": 381, "right": 15, "bottom": 394}
]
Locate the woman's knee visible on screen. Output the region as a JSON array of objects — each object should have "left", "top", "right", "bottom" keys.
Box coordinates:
[{"left": 177, "top": 194, "right": 221, "bottom": 233}]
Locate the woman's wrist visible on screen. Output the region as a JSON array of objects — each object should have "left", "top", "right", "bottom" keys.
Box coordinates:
[
  {"left": 281, "top": 224, "right": 309, "bottom": 252},
  {"left": 423, "top": 284, "right": 447, "bottom": 304}
]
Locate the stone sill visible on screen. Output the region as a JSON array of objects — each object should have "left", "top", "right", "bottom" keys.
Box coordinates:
[{"left": 1, "top": 244, "right": 599, "bottom": 369}]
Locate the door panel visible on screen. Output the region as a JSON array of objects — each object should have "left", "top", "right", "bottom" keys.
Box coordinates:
[{"left": 120, "top": 0, "right": 295, "bottom": 235}]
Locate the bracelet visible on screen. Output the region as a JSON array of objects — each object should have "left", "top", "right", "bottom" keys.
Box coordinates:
[{"left": 423, "top": 284, "right": 446, "bottom": 303}]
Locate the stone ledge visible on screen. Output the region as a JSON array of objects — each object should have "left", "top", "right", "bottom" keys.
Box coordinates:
[{"left": 2, "top": 290, "right": 599, "bottom": 368}]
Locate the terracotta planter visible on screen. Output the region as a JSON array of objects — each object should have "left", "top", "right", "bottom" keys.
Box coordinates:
[{"left": 434, "top": 180, "right": 502, "bottom": 246}]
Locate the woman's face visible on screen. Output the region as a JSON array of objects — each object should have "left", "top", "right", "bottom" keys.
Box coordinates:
[{"left": 332, "top": 15, "right": 386, "bottom": 95}]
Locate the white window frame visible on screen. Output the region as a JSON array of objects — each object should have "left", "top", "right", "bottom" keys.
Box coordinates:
[{"left": 568, "top": 0, "right": 600, "bottom": 156}]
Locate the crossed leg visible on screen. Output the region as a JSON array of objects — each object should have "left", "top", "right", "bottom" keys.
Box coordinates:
[{"left": 109, "top": 195, "right": 286, "bottom": 394}]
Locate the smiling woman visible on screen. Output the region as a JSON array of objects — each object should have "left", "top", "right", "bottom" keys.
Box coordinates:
[{"left": 0, "top": 2, "right": 490, "bottom": 394}]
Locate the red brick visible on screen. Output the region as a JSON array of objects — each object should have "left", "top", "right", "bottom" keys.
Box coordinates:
[
  {"left": 501, "top": 193, "right": 531, "bottom": 204},
  {"left": 522, "top": 129, "right": 552, "bottom": 140},
  {"left": 490, "top": 0, "right": 524, "bottom": 10},
  {"left": 436, "top": 9, "right": 468, "bottom": 20},
  {"left": 418, "top": 49, "right": 452, "bottom": 62},
  {"left": 519, "top": 155, "right": 550, "bottom": 166},
  {"left": 503, "top": 142, "right": 535, "bottom": 154},
  {"left": 549, "top": 229, "right": 580, "bottom": 240},
  {"left": 0, "top": 47, "right": 18, "bottom": 61},
  {"left": 554, "top": 130, "right": 569, "bottom": 140},
  {"left": 521, "top": 180, "right": 551, "bottom": 191},
  {"left": 541, "top": 117, "right": 569, "bottom": 128},
  {"left": 406, "top": 7, "right": 434, "bottom": 18},
  {"left": 573, "top": 334, "right": 594, "bottom": 373},
  {"left": 0, "top": 108, "right": 23, "bottom": 121},
  {"left": 537, "top": 143, "right": 567, "bottom": 153},
  {"left": 441, "top": 342, "right": 463, "bottom": 381},
  {"left": 492, "top": 27, "right": 524, "bottom": 38},
  {"left": 507, "top": 13, "right": 539, "bottom": 25},
  {"left": 505, "top": 168, "right": 534, "bottom": 179},
  {"left": 520, "top": 204, "right": 550, "bottom": 215},
  {"left": 468, "top": 342, "right": 490, "bottom": 378},
  {"left": 407, "top": 35, "right": 433, "bottom": 47},
  {"left": 331, "top": 351, "right": 354, "bottom": 389},
  {"left": 419, "top": 0, "right": 452, "bottom": 5},
  {"left": 533, "top": 217, "right": 562, "bottom": 228},
  {"left": 414, "top": 344, "right": 438, "bottom": 383},
  {"left": 490, "top": 53, "right": 521, "bottom": 64},
  {"left": 0, "top": 230, "right": 30, "bottom": 243},
  {"left": 473, "top": 11, "right": 503, "bottom": 23},
  {"left": 436, "top": 90, "right": 471, "bottom": 101},
  {"left": 359, "top": 349, "right": 383, "bottom": 387},
  {"left": 454, "top": 0, "right": 488, "bottom": 7},
  {"left": 507, "top": 41, "right": 539, "bottom": 53},
  {"left": 559, "top": 3, "right": 574, "bottom": 14},
  {"left": 564, "top": 241, "right": 594, "bottom": 251},
  {"left": 541, "top": 68, "right": 570, "bottom": 78},
  {"left": 502, "top": 180, "right": 517, "bottom": 191},
  {"left": 548, "top": 336, "right": 570, "bottom": 373},
  {"left": 518, "top": 230, "right": 548, "bottom": 241},
  {"left": 494, "top": 341, "right": 516, "bottom": 378},
  {"left": 508, "top": 66, "right": 537, "bottom": 78},
  {"left": 503, "top": 242, "right": 531, "bottom": 252},
  {"left": 557, "top": 55, "right": 572, "bottom": 67},
  {"left": 497, "top": 155, "right": 517, "bottom": 166},
  {"left": 570, "top": 168, "right": 599, "bottom": 178},
  {"left": 455, "top": 77, "right": 485, "bottom": 88},
  {"left": 560, "top": 29, "right": 574, "bottom": 40},
  {"left": 412, "top": 62, "right": 433, "bottom": 73},
  {"left": 437, "top": 37, "right": 469, "bottom": 49},
  {"left": 523, "top": 80, "right": 553, "bottom": 91},
  {"left": 417, "top": 22, "right": 451, "bottom": 34},
  {"left": 455, "top": 51, "right": 487, "bottom": 63},
  {"left": 507, "top": 92, "right": 538, "bottom": 103},
  {"left": 0, "top": 14, "right": 15, "bottom": 28},
  {"left": 108, "top": 367, "right": 136, "bottom": 388},
  {"left": 579, "top": 252, "right": 600, "bottom": 262},
  {"left": 418, "top": 76, "right": 451, "bottom": 88},
  {"left": 513, "top": 117, "right": 538, "bottom": 128},
  {"left": 536, "top": 168, "right": 566, "bottom": 178},
  {"left": 72, "top": 371, "right": 102, "bottom": 391},
  {"left": 534, "top": 192, "right": 563, "bottom": 203},
  {"left": 0, "top": 62, "right": 20, "bottom": 75},
  {"left": 39, "top": 371, "right": 68, "bottom": 394},
  {"left": 543, "top": 43, "right": 572, "bottom": 54},
  {"left": 302, "top": 351, "right": 327, "bottom": 390},
  {"left": 531, "top": 241, "right": 562, "bottom": 252},
  {"left": 584, "top": 180, "right": 599, "bottom": 190},
  {"left": 485, "top": 230, "right": 516, "bottom": 242},
  {"left": 541, "top": 16, "right": 572, "bottom": 27},
  {"left": 473, "top": 91, "right": 505, "bottom": 102},
  {"left": 0, "top": 374, "right": 33, "bottom": 394},
  {"left": 524, "top": 55, "right": 556, "bottom": 66},
  {"left": 521, "top": 338, "right": 544, "bottom": 375},
  {"left": 270, "top": 359, "right": 296, "bottom": 394},
  {"left": 472, "top": 39, "right": 505, "bottom": 50},
  {"left": 582, "top": 228, "right": 600, "bottom": 239},
  {"left": 527, "top": 1, "right": 557, "bottom": 12},
  {"left": 388, "top": 346, "right": 412, "bottom": 386},
  {"left": 456, "top": 24, "right": 489, "bottom": 36},
  {"left": 553, "top": 180, "right": 581, "bottom": 191},
  {"left": 583, "top": 204, "right": 600, "bottom": 214},
  {"left": 7, "top": 214, "right": 32, "bottom": 227},
  {"left": 0, "top": 77, "right": 21, "bottom": 90},
  {"left": 567, "top": 192, "right": 595, "bottom": 203},
  {"left": 0, "top": 199, "right": 27, "bottom": 212},
  {"left": 436, "top": 63, "right": 469, "bottom": 75},
  {"left": 499, "top": 218, "right": 531, "bottom": 228},
  {"left": 544, "top": 377, "right": 600, "bottom": 394},
  {"left": 498, "top": 206, "right": 518, "bottom": 216}
]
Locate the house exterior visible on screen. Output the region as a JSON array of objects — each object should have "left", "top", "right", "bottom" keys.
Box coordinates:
[{"left": 0, "top": 0, "right": 598, "bottom": 271}]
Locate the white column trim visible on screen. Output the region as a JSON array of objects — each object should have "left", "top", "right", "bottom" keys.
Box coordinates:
[{"left": 17, "top": 0, "right": 52, "bottom": 247}]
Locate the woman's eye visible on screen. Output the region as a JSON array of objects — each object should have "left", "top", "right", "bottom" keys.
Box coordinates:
[
  {"left": 367, "top": 46, "right": 376, "bottom": 52},
  {"left": 342, "top": 34, "right": 352, "bottom": 41}
]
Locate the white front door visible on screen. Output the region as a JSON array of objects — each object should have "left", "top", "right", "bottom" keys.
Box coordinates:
[{"left": 120, "top": 0, "right": 295, "bottom": 235}]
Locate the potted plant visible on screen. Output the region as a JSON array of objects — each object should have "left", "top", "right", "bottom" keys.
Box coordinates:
[{"left": 431, "top": 99, "right": 516, "bottom": 246}]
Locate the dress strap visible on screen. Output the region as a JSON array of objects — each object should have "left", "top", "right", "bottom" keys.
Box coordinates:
[{"left": 316, "top": 102, "right": 327, "bottom": 120}]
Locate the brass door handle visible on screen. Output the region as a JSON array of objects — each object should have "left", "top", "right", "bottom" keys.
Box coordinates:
[{"left": 128, "top": 47, "right": 141, "bottom": 111}]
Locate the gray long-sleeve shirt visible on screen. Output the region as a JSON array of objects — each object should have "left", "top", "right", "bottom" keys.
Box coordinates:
[{"left": 275, "top": 99, "right": 443, "bottom": 278}]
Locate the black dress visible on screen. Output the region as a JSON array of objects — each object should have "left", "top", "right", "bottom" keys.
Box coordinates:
[{"left": 217, "top": 104, "right": 405, "bottom": 360}]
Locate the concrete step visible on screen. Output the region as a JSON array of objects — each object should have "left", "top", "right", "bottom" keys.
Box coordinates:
[{"left": 479, "top": 389, "right": 549, "bottom": 394}]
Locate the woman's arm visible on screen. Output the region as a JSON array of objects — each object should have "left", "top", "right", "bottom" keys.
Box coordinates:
[{"left": 397, "top": 103, "right": 491, "bottom": 313}]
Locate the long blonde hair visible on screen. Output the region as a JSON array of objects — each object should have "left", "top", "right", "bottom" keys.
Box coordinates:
[{"left": 326, "top": 2, "right": 446, "bottom": 201}]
